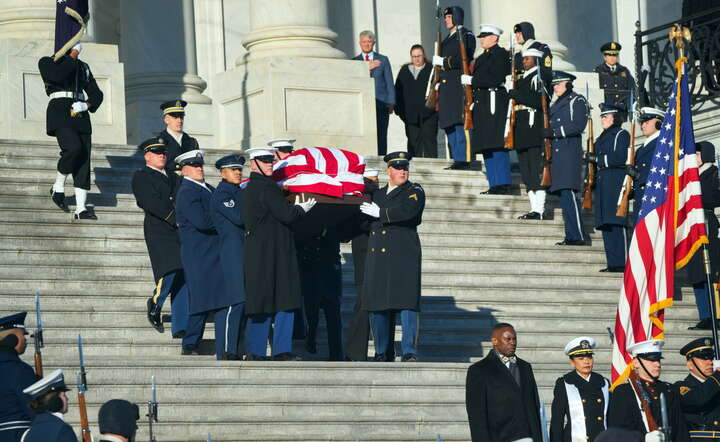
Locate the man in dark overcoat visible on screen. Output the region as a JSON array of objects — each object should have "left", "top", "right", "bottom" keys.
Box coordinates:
[
  {"left": 209, "top": 154, "right": 248, "bottom": 360},
  {"left": 432, "top": 6, "right": 476, "bottom": 170},
  {"left": 359, "top": 152, "right": 425, "bottom": 362},
  {"left": 0, "top": 313, "right": 40, "bottom": 442},
  {"left": 466, "top": 24, "right": 512, "bottom": 195},
  {"left": 39, "top": 0, "right": 103, "bottom": 220},
  {"left": 594, "top": 42, "right": 635, "bottom": 121},
  {"left": 241, "top": 147, "right": 317, "bottom": 361},
  {"left": 159, "top": 100, "right": 200, "bottom": 175},
  {"left": 585, "top": 104, "right": 630, "bottom": 272},
  {"left": 674, "top": 337, "right": 720, "bottom": 440},
  {"left": 131, "top": 137, "right": 189, "bottom": 340},
  {"left": 465, "top": 323, "right": 542, "bottom": 442},
  {"left": 175, "top": 150, "right": 243, "bottom": 360},
  {"left": 631, "top": 107, "right": 664, "bottom": 222},
  {"left": 546, "top": 71, "right": 588, "bottom": 246}
]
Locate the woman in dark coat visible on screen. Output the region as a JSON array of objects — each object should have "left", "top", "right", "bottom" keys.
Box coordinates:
[
  {"left": 589, "top": 105, "right": 630, "bottom": 272},
  {"left": 686, "top": 141, "right": 720, "bottom": 330},
  {"left": 395, "top": 45, "right": 437, "bottom": 158}
]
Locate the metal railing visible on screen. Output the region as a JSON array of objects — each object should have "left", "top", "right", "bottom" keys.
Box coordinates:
[{"left": 635, "top": 6, "right": 720, "bottom": 111}]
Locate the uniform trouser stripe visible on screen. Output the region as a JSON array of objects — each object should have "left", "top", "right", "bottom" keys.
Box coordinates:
[
  {"left": 570, "top": 191, "right": 585, "bottom": 241},
  {"left": 152, "top": 277, "right": 164, "bottom": 303},
  {"left": 225, "top": 305, "right": 232, "bottom": 353}
]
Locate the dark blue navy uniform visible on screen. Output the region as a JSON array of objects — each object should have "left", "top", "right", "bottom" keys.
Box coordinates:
[
  {"left": 209, "top": 178, "right": 247, "bottom": 359},
  {"left": 0, "top": 348, "right": 39, "bottom": 442},
  {"left": 632, "top": 133, "right": 659, "bottom": 222},
  {"left": 548, "top": 88, "right": 588, "bottom": 242},
  {"left": 23, "top": 413, "right": 76, "bottom": 442},
  {"left": 594, "top": 124, "right": 630, "bottom": 269}
]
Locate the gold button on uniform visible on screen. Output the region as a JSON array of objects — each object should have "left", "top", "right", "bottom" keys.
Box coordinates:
[
  {"left": 596, "top": 398, "right": 602, "bottom": 403},
  {"left": 582, "top": 399, "right": 586, "bottom": 403},
  {"left": 381, "top": 248, "right": 386, "bottom": 253},
  {"left": 371, "top": 248, "right": 375, "bottom": 252},
  {"left": 382, "top": 230, "right": 386, "bottom": 235},
  {"left": 597, "top": 416, "right": 603, "bottom": 421},
  {"left": 372, "top": 231, "right": 376, "bottom": 235}
]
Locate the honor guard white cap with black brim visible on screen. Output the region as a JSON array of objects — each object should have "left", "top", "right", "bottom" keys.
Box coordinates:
[
  {"left": 564, "top": 336, "right": 596, "bottom": 357},
  {"left": 246, "top": 147, "right": 277, "bottom": 159},
  {"left": 639, "top": 107, "right": 665, "bottom": 121},
  {"left": 363, "top": 169, "right": 379, "bottom": 178},
  {"left": 477, "top": 24, "right": 503, "bottom": 37},
  {"left": 174, "top": 150, "right": 205, "bottom": 167},
  {"left": 267, "top": 139, "right": 296, "bottom": 152},
  {"left": 22, "top": 369, "right": 70, "bottom": 399},
  {"left": 522, "top": 48, "right": 544, "bottom": 58},
  {"left": 627, "top": 339, "right": 664, "bottom": 361}
]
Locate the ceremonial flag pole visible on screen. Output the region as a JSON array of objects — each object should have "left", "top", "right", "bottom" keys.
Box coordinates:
[{"left": 610, "top": 23, "right": 708, "bottom": 388}]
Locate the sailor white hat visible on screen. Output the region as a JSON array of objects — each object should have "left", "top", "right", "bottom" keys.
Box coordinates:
[
  {"left": 478, "top": 24, "right": 503, "bottom": 36},
  {"left": 363, "top": 169, "right": 379, "bottom": 178},
  {"left": 522, "top": 48, "right": 544, "bottom": 58}
]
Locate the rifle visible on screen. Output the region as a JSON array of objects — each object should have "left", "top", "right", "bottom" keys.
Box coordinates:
[
  {"left": 582, "top": 82, "right": 596, "bottom": 210},
  {"left": 424, "top": 0, "right": 441, "bottom": 111},
  {"left": 628, "top": 370, "right": 659, "bottom": 432},
  {"left": 148, "top": 376, "right": 159, "bottom": 442},
  {"left": 33, "top": 294, "right": 44, "bottom": 377},
  {"left": 616, "top": 89, "right": 637, "bottom": 217},
  {"left": 77, "top": 334, "right": 92, "bottom": 442},
  {"left": 660, "top": 392, "right": 671, "bottom": 439},
  {"left": 539, "top": 67, "right": 552, "bottom": 187},
  {"left": 504, "top": 36, "right": 517, "bottom": 149},
  {"left": 457, "top": 25, "right": 474, "bottom": 131}
]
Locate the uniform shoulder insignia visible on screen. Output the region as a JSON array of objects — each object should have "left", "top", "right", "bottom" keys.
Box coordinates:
[
  {"left": 620, "top": 71, "right": 626, "bottom": 77},
  {"left": 408, "top": 193, "right": 418, "bottom": 200},
  {"left": 223, "top": 199, "right": 235, "bottom": 208},
  {"left": 679, "top": 385, "right": 691, "bottom": 395},
  {"left": 544, "top": 56, "right": 552, "bottom": 68}
]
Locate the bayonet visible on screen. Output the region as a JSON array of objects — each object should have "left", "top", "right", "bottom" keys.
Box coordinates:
[
  {"left": 77, "top": 334, "right": 91, "bottom": 442},
  {"left": 33, "top": 294, "right": 44, "bottom": 376},
  {"left": 148, "top": 375, "right": 159, "bottom": 442}
]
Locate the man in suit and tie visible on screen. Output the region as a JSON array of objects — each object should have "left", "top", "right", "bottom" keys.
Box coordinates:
[
  {"left": 465, "top": 322, "right": 542, "bottom": 442},
  {"left": 159, "top": 100, "right": 200, "bottom": 175},
  {"left": 353, "top": 30, "right": 396, "bottom": 156}
]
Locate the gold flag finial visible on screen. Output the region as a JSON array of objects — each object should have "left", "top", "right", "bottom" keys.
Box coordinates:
[{"left": 668, "top": 23, "right": 692, "bottom": 58}]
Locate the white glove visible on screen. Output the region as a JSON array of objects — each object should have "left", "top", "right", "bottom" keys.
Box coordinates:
[
  {"left": 645, "top": 430, "right": 666, "bottom": 442},
  {"left": 432, "top": 55, "right": 444, "bottom": 67},
  {"left": 360, "top": 202, "right": 380, "bottom": 218},
  {"left": 714, "top": 359, "right": 720, "bottom": 371},
  {"left": 71, "top": 102, "right": 88, "bottom": 113},
  {"left": 294, "top": 196, "right": 317, "bottom": 213},
  {"left": 434, "top": 82, "right": 440, "bottom": 91},
  {"left": 461, "top": 74, "right": 473, "bottom": 85}
]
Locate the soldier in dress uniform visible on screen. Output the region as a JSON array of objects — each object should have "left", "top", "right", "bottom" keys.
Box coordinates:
[
  {"left": 269, "top": 139, "right": 295, "bottom": 161},
  {"left": 359, "top": 152, "right": 425, "bottom": 362},
  {"left": 509, "top": 47, "right": 551, "bottom": 219},
  {"left": 97, "top": 399, "right": 140, "bottom": 442},
  {"left": 131, "top": 137, "right": 190, "bottom": 342},
  {"left": 550, "top": 337, "right": 610, "bottom": 442},
  {"left": 432, "top": 6, "right": 476, "bottom": 170},
  {"left": 513, "top": 22, "right": 553, "bottom": 85},
  {"left": 466, "top": 323, "right": 542, "bottom": 442},
  {"left": 464, "top": 24, "right": 512, "bottom": 195},
  {"left": 241, "top": 147, "right": 317, "bottom": 361},
  {"left": 630, "top": 107, "right": 665, "bottom": 222},
  {"left": 209, "top": 154, "right": 249, "bottom": 360},
  {"left": 594, "top": 42, "right": 636, "bottom": 121},
  {"left": 607, "top": 339, "right": 689, "bottom": 442},
  {"left": 546, "top": 71, "right": 589, "bottom": 245},
  {"left": 585, "top": 104, "right": 630, "bottom": 272},
  {"left": 674, "top": 337, "right": 720, "bottom": 441},
  {"left": 175, "top": 150, "right": 244, "bottom": 360},
  {"left": 21, "top": 369, "right": 75, "bottom": 442},
  {"left": 0, "top": 313, "right": 40, "bottom": 442},
  {"left": 159, "top": 100, "right": 200, "bottom": 175},
  {"left": 685, "top": 142, "right": 720, "bottom": 331},
  {"left": 39, "top": 0, "right": 103, "bottom": 220}
]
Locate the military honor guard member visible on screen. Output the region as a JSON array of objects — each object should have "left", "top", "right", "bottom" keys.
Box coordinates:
[
  {"left": 131, "top": 137, "right": 190, "bottom": 340},
  {"left": 21, "top": 369, "right": 75, "bottom": 442},
  {"left": 433, "top": 6, "right": 476, "bottom": 170},
  {"left": 466, "top": 323, "right": 542, "bottom": 442},
  {"left": 176, "top": 150, "right": 243, "bottom": 360},
  {"left": 675, "top": 337, "right": 720, "bottom": 441},
  {"left": 513, "top": 22, "right": 553, "bottom": 85},
  {"left": 464, "top": 24, "right": 513, "bottom": 195},
  {"left": 241, "top": 147, "right": 317, "bottom": 361},
  {"left": 509, "top": 47, "right": 550, "bottom": 219},
  {"left": 39, "top": 0, "right": 103, "bottom": 220},
  {"left": 359, "top": 152, "right": 425, "bottom": 362},
  {"left": 269, "top": 139, "right": 295, "bottom": 161},
  {"left": 607, "top": 339, "right": 689, "bottom": 442},
  {"left": 209, "top": 154, "right": 248, "bottom": 360},
  {"left": 97, "top": 399, "right": 140, "bottom": 442},
  {"left": 159, "top": 100, "right": 200, "bottom": 174},
  {"left": 585, "top": 104, "right": 631, "bottom": 272},
  {"left": 0, "top": 313, "right": 40, "bottom": 442},
  {"left": 631, "top": 107, "right": 665, "bottom": 222},
  {"left": 594, "top": 42, "right": 636, "bottom": 121},
  {"left": 547, "top": 71, "right": 589, "bottom": 245},
  {"left": 685, "top": 142, "right": 720, "bottom": 331},
  {"left": 550, "top": 337, "right": 609, "bottom": 442}
]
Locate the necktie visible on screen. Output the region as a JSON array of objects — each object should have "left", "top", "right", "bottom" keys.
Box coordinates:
[
  {"left": 508, "top": 361, "right": 521, "bottom": 386},
  {"left": 365, "top": 53, "right": 369, "bottom": 61},
  {"left": 500, "top": 354, "right": 517, "bottom": 364}
]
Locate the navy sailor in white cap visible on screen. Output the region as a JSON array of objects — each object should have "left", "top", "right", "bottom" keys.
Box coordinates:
[{"left": 21, "top": 369, "right": 75, "bottom": 442}]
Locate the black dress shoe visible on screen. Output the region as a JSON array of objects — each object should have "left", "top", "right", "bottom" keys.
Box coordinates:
[
  {"left": 556, "top": 239, "right": 587, "bottom": 246},
  {"left": 480, "top": 187, "right": 497, "bottom": 195},
  {"left": 305, "top": 338, "right": 317, "bottom": 354},
  {"left": 444, "top": 162, "right": 470, "bottom": 170},
  {"left": 146, "top": 298, "right": 164, "bottom": 333},
  {"left": 172, "top": 331, "right": 186, "bottom": 339},
  {"left": 221, "top": 352, "right": 242, "bottom": 361},
  {"left": 74, "top": 209, "right": 97, "bottom": 220},
  {"left": 50, "top": 188, "right": 70, "bottom": 212},
  {"left": 272, "top": 352, "right": 302, "bottom": 361},
  {"left": 244, "top": 353, "right": 270, "bottom": 361},
  {"left": 518, "top": 211, "right": 541, "bottom": 220},
  {"left": 371, "top": 353, "right": 390, "bottom": 362},
  {"left": 401, "top": 353, "right": 418, "bottom": 362},
  {"left": 599, "top": 266, "right": 625, "bottom": 273},
  {"left": 493, "top": 185, "right": 512, "bottom": 195},
  {"left": 181, "top": 345, "right": 200, "bottom": 355}
]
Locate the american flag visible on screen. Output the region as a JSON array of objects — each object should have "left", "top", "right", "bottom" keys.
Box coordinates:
[{"left": 610, "top": 61, "right": 708, "bottom": 387}]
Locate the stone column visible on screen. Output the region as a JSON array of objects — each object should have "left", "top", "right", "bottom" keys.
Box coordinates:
[
  {"left": 214, "top": 0, "right": 377, "bottom": 154},
  {"left": 120, "top": 0, "right": 212, "bottom": 145},
  {"left": 0, "top": 0, "right": 54, "bottom": 40},
  {"left": 477, "top": 0, "right": 575, "bottom": 70}
]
